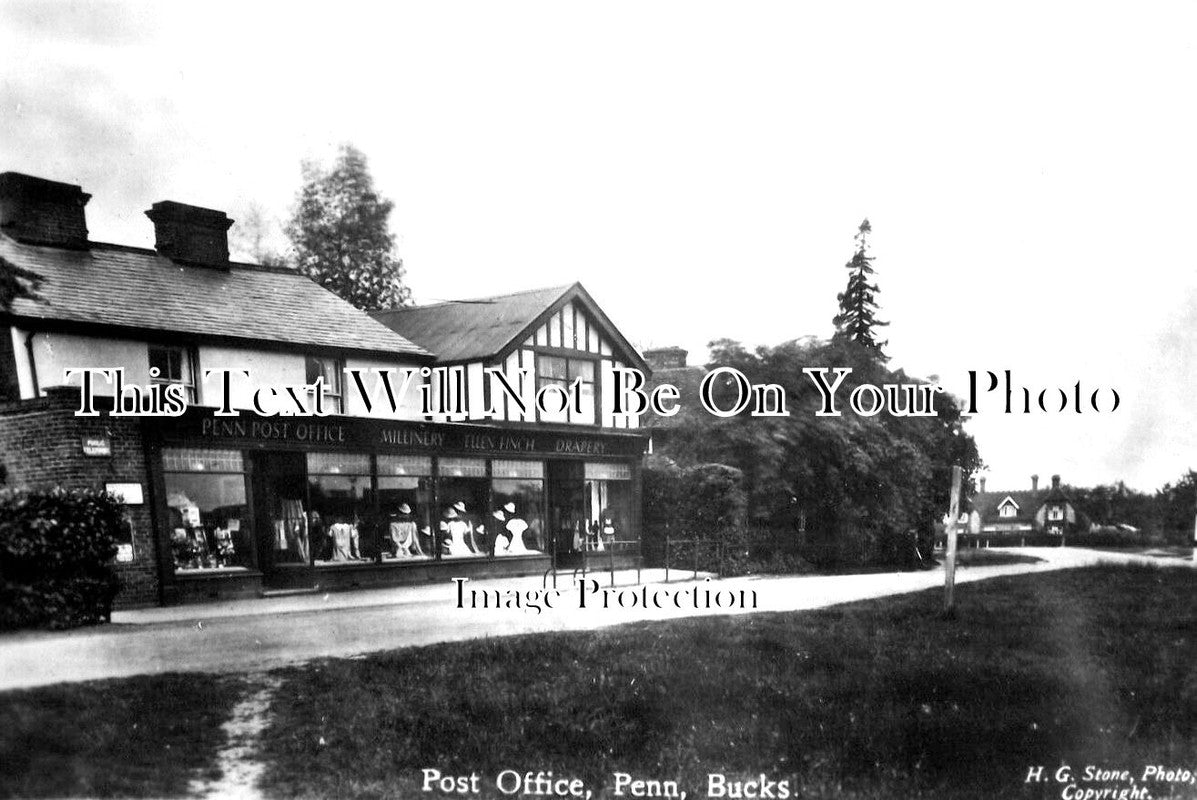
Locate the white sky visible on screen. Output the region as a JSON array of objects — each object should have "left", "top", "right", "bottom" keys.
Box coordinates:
[{"left": 2, "top": 1, "right": 1193, "bottom": 492}]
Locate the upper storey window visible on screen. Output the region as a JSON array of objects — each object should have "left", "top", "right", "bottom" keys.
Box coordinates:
[
  {"left": 536, "top": 355, "right": 596, "bottom": 424},
  {"left": 149, "top": 345, "right": 198, "bottom": 403},
  {"left": 306, "top": 356, "right": 345, "bottom": 413}
]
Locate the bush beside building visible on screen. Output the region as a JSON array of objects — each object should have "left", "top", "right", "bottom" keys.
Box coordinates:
[{"left": 0, "top": 486, "right": 125, "bottom": 629}]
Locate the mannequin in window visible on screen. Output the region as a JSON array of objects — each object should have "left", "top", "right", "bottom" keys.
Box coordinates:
[
  {"left": 389, "top": 502, "right": 422, "bottom": 558},
  {"left": 601, "top": 514, "right": 616, "bottom": 547},
  {"left": 490, "top": 509, "right": 508, "bottom": 556},
  {"left": 502, "top": 501, "right": 531, "bottom": 555},
  {"left": 328, "top": 515, "right": 360, "bottom": 561},
  {"left": 439, "top": 505, "right": 473, "bottom": 557},
  {"left": 454, "top": 500, "right": 486, "bottom": 554}
]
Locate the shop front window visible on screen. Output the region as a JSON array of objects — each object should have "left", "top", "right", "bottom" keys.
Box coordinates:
[
  {"left": 437, "top": 457, "right": 488, "bottom": 558},
  {"left": 584, "top": 462, "right": 632, "bottom": 551},
  {"left": 307, "top": 453, "right": 373, "bottom": 564},
  {"left": 491, "top": 459, "right": 545, "bottom": 556},
  {"left": 163, "top": 448, "right": 251, "bottom": 572},
  {"left": 376, "top": 455, "right": 434, "bottom": 561}
]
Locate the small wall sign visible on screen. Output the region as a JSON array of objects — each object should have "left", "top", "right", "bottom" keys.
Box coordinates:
[
  {"left": 82, "top": 436, "right": 111, "bottom": 457},
  {"left": 105, "top": 482, "right": 144, "bottom": 505},
  {"left": 116, "top": 543, "right": 134, "bottom": 563}
]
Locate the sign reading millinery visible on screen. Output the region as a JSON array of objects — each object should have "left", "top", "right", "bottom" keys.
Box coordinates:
[
  {"left": 105, "top": 482, "right": 144, "bottom": 505},
  {"left": 82, "top": 435, "right": 111, "bottom": 457}
]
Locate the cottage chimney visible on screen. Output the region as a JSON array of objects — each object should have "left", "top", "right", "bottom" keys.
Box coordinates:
[
  {"left": 643, "top": 346, "right": 688, "bottom": 370},
  {"left": 145, "top": 201, "right": 233, "bottom": 268},
  {"left": 979, "top": 477, "right": 987, "bottom": 493},
  {"left": 1051, "top": 474, "right": 1061, "bottom": 490},
  {"left": 0, "top": 172, "right": 91, "bottom": 249},
  {"left": 1031, "top": 474, "right": 1039, "bottom": 491}
]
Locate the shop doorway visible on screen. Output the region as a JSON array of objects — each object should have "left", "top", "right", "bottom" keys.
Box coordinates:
[
  {"left": 251, "top": 451, "right": 314, "bottom": 589},
  {"left": 547, "top": 460, "right": 585, "bottom": 566}
]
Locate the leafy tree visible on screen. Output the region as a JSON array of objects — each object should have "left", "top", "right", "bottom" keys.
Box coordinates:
[
  {"left": 0, "top": 254, "right": 42, "bottom": 313},
  {"left": 832, "top": 219, "right": 888, "bottom": 361},
  {"left": 285, "top": 144, "right": 411, "bottom": 310},
  {"left": 229, "top": 202, "right": 285, "bottom": 267},
  {"left": 660, "top": 336, "right": 981, "bottom": 566}
]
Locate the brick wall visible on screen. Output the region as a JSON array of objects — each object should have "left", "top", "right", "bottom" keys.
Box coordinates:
[{"left": 0, "top": 387, "right": 160, "bottom": 607}]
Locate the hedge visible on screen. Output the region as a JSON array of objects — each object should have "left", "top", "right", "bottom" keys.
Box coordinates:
[
  {"left": 642, "top": 457, "right": 750, "bottom": 573},
  {"left": 0, "top": 487, "right": 125, "bottom": 630}
]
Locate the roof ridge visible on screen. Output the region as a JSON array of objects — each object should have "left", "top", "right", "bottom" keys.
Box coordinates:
[
  {"left": 380, "top": 283, "right": 575, "bottom": 313},
  {"left": 88, "top": 241, "right": 300, "bottom": 275}
]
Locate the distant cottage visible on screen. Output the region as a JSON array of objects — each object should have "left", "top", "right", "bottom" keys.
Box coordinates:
[{"left": 964, "top": 473, "right": 1083, "bottom": 542}]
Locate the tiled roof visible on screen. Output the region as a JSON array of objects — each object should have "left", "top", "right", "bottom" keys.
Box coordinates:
[
  {"left": 0, "top": 235, "right": 430, "bottom": 358},
  {"left": 971, "top": 489, "right": 1059, "bottom": 524},
  {"left": 371, "top": 284, "right": 574, "bottom": 363}
]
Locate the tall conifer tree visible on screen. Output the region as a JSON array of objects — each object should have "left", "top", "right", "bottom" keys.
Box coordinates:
[{"left": 832, "top": 219, "right": 888, "bottom": 360}]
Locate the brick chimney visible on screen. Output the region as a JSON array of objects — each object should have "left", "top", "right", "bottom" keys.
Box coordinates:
[
  {"left": 979, "top": 477, "right": 987, "bottom": 493},
  {"left": 145, "top": 201, "right": 233, "bottom": 268},
  {"left": 1031, "top": 474, "right": 1039, "bottom": 491},
  {"left": 1051, "top": 474, "right": 1061, "bottom": 490},
  {"left": 643, "top": 346, "right": 688, "bottom": 370},
  {"left": 0, "top": 172, "right": 91, "bottom": 249}
]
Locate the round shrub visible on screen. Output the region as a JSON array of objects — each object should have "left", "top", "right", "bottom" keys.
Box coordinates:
[{"left": 0, "top": 487, "right": 125, "bottom": 630}]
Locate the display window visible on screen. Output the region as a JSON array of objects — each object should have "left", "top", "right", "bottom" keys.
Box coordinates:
[
  {"left": 437, "top": 457, "right": 488, "bottom": 558},
  {"left": 583, "top": 462, "right": 633, "bottom": 551},
  {"left": 376, "top": 455, "right": 434, "bottom": 561},
  {"left": 163, "top": 448, "right": 252, "bottom": 572},
  {"left": 491, "top": 460, "right": 546, "bottom": 556},
  {"left": 307, "top": 453, "right": 373, "bottom": 564}
]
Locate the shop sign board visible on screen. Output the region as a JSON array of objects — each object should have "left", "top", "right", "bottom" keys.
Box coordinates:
[{"left": 158, "top": 410, "right": 649, "bottom": 459}]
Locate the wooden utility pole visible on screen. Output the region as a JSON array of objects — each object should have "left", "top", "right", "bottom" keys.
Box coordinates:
[{"left": 944, "top": 465, "right": 962, "bottom": 615}]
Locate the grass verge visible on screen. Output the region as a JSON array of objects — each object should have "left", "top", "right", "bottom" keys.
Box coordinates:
[
  {"left": 258, "top": 564, "right": 1197, "bottom": 799},
  {"left": 953, "top": 547, "right": 1045, "bottom": 567},
  {"left": 0, "top": 672, "right": 243, "bottom": 798}
]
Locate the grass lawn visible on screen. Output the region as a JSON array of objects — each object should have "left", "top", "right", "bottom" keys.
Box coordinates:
[
  {"left": 0, "top": 673, "right": 244, "bottom": 798},
  {"left": 259, "top": 564, "right": 1197, "bottom": 800},
  {"left": 1, "top": 564, "right": 1194, "bottom": 799}
]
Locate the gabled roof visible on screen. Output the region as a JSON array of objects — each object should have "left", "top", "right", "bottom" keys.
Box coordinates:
[
  {"left": 371, "top": 282, "right": 648, "bottom": 371},
  {"left": 0, "top": 235, "right": 431, "bottom": 358},
  {"left": 997, "top": 496, "right": 1020, "bottom": 511}
]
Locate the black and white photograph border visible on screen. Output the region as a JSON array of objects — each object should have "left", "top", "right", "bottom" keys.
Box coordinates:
[{"left": 1, "top": 2, "right": 1195, "bottom": 799}]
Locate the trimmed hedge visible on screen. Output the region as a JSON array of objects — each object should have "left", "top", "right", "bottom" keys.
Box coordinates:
[
  {"left": 643, "top": 457, "right": 750, "bottom": 573},
  {"left": 0, "top": 487, "right": 125, "bottom": 630}
]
